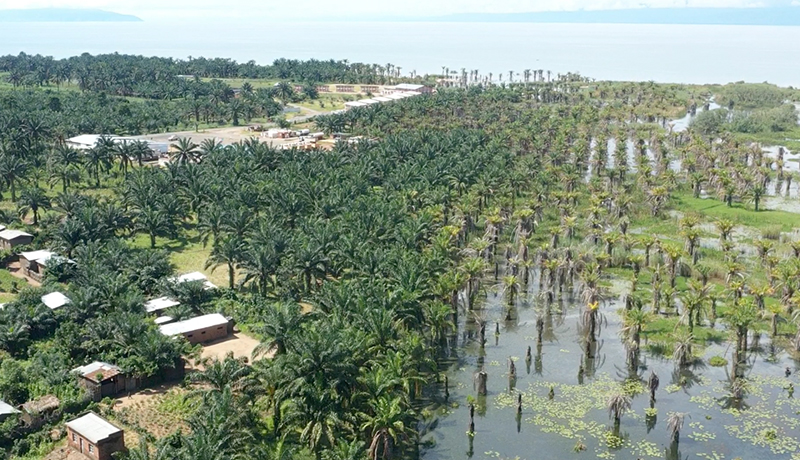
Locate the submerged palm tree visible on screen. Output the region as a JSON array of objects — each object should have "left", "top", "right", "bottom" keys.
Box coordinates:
[
  {"left": 667, "top": 412, "right": 686, "bottom": 444},
  {"left": 607, "top": 393, "right": 632, "bottom": 431}
]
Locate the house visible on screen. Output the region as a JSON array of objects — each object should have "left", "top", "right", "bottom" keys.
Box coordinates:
[
  {"left": 154, "top": 316, "right": 174, "bottom": 325},
  {"left": 144, "top": 297, "right": 180, "bottom": 314},
  {"left": 20, "top": 395, "right": 60, "bottom": 428},
  {"left": 335, "top": 85, "right": 355, "bottom": 93},
  {"left": 66, "top": 412, "right": 125, "bottom": 460},
  {"left": 19, "top": 249, "right": 56, "bottom": 281},
  {"left": 0, "top": 229, "right": 33, "bottom": 250},
  {"left": 72, "top": 362, "right": 132, "bottom": 402},
  {"left": 174, "top": 272, "right": 217, "bottom": 290},
  {"left": 344, "top": 101, "right": 369, "bottom": 110},
  {"left": 316, "top": 85, "right": 331, "bottom": 93},
  {"left": 42, "top": 291, "right": 70, "bottom": 310},
  {"left": 359, "top": 99, "right": 381, "bottom": 105},
  {"left": 360, "top": 85, "right": 379, "bottom": 94},
  {"left": 382, "top": 83, "right": 432, "bottom": 94},
  {"left": 0, "top": 399, "right": 19, "bottom": 421},
  {"left": 159, "top": 313, "right": 231, "bottom": 345}
]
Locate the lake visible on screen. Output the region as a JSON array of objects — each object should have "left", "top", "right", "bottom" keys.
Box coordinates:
[{"left": 1, "top": 21, "right": 800, "bottom": 86}]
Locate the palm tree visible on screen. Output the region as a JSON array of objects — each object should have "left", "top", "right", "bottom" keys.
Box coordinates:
[
  {"left": 84, "top": 146, "right": 112, "bottom": 187},
  {"left": 672, "top": 331, "right": 694, "bottom": 368},
  {"left": 715, "top": 219, "right": 735, "bottom": 242},
  {"left": 191, "top": 352, "right": 255, "bottom": 395},
  {"left": 275, "top": 81, "right": 295, "bottom": 106},
  {"left": 134, "top": 206, "right": 172, "bottom": 248},
  {"left": 171, "top": 138, "right": 201, "bottom": 165},
  {"left": 606, "top": 393, "right": 631, "bottom": 431},
  {"left": 205, "top": 236, "right": 244, "bottom": 289},
  {"left": 667, "top": 412, "right": 686, "bottom": 444},
  {"left": 0, "top": 154, "right": 29, "bottom": 202},
  {"left": 252, "top": 302, "right": 304, "bottom": 357},
  {"left": 360, "top": 396, "right": 415, "bottom": 460},
  {"left": 17, "top": 186, "right": 50, "bottom": 225}
]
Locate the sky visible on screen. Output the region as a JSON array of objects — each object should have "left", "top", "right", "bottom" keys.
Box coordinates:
[{"left": 0, "top": 0, "right": 797, "bottom": 20}]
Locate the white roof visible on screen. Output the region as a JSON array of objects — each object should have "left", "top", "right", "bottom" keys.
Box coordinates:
[
  {"left": 359, "top": 99, "right": 381, "bottom": 105},
  {"left": 373, "top": 96, "right": 393, "bottom": 102},
  {"left": 154, "top": 316, "right": 174, "bottom": 325},
  {"left": 72, "top": 361, "right": 120, "bottom": 376},
  {"left": 66, "top": 412, "right": 122, "bottom": 443},
  {"left": 395, "top": 83, "right": 425, "bottom": 90},
  {"left": 0, "top": 400, "right": 19, "bottom": 415},
  {"left": 174, "top": 272, "right": 217, "bottom": 290},
  {"left": 20, "top": 249, "right": 54, "bottom": 264},
  {"left": 344, "top": 101, "right": 368, "bottom": 107},
  {"left": 145, "top": 296, "right": 180, "bottom": 313},
  {"left": 66, "top": 134, "right": 136, "bottom": 149},
  {"left": 0, "top": 225, "right": 6, "bottom": 232},
  {"left": 385, "top": 94, "right": 407, "bottom": 100},
  {"left": 0, "top": 229, "right": 32, "bottom": 241},
  {"left": 41, "top": 292, "right": 70, "bottom": 310},
  {"left": 159, "top": 313, "right": 228, "bottom": 336}
]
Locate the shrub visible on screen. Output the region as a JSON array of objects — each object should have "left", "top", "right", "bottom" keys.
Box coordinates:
[
  {"left": 761, "top": 225, "right": 782, "bottom": 241},
  {"left": 708, "top": 356, "right": 728, "bottom": 367}
]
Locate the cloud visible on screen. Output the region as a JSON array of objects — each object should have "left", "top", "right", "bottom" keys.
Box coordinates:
[{"left": 0, "top": 0, "right": 795, "bottom": 19}]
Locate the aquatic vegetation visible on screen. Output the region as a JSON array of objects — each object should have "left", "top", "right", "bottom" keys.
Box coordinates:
[{"left": 708, "top": 355, "right": 729, "bottom": 367}]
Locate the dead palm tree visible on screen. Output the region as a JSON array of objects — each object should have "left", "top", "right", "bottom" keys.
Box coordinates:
[
  {"left": 607, "top": 393, "right": 631, "bottom": 431},
  {"left": 666, "top": 412, "right": 686, "bottom": 444}
]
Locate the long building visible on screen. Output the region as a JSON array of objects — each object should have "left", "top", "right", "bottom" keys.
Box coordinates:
[{"left": 159, "top": 313, "right": 230, "bottom": 345}]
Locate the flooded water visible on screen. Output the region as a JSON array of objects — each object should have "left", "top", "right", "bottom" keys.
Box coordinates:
[{"left": 422, "top": 266, "right": 800, "bottom": 460}]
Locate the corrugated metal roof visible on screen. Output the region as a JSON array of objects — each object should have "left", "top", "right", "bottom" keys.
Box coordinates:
[
  {"left": 66, "top": 412, "right": 122, "bottom": 443},
  {"left": 0, "top": 229, "right": 32, "bottom": 241},
  {"left": 154, "top": 316, "right": 174, "bottom": 325},
  {"left": 41, "top": 292, "right": 70, "bottom": 310},
  {"left": 72, "top": 362, "right": 121, "bottom": 381},
  {"left": 159, "top": 313, "right": 228, "bottom": 336},
  {"left": 145, "top": 297, "right": 180, "bottom": 313},
  {"left": 0, "top": 400, "right": 19, "bottom": 415},
  {"left": 20, "top": 249, "right": 54, "bottom": 264},
  {"left": 395, "top": 83, "right": 425, "bottom": 90},
  {"left": 174, "top": 272, "right": 217, "bottom": 290}
]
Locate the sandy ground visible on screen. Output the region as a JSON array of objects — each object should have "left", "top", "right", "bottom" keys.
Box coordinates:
[
  {"left": 199, "top": 332, "right": 262, "bottom": 363},
  {"left": 112, "top": 381, "right": 183, "bottom": 410},
  {"left": 43, "top": 445, "right": 87, "bottom": 460}
]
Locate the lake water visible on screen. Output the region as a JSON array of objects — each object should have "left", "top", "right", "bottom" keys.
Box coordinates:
[{"left": 1, "top": 21, "right": 800, "bottom": 86}]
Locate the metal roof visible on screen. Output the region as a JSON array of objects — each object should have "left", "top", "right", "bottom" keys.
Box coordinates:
[
  {"left": 174, "top": 272, "right": 217, "bottom": 290},
  {"left": 145, "top": 297, "right": 180, "bottom": 313},
  {"left": 154, "top": 316, "right": 174, "bottom": 325},
  {"left": 0, "top": 229, "right": 32, "bottom": 241},
  {"left": 395, "top": 83, "right": 425, "bottom": 90},
  {"left": 20, "top": 249, "right": 54, "bottom": 264},
  {"left": 0, "top": 400, "right": 19, "bottom": 415},
  {"left": 159, "top": 313, "right": 228, "bottom": 336},
  {"left": 72, "top": 362, "right": 121, "bottom": 382},
  {"left": 66, "top": 412, "right": 123, "bottom": 443},
  {"left": 41, "top": 292, "right": 70, "bottom": 310}
]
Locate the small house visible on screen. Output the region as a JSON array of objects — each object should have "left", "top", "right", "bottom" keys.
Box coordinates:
[
  {"left": 0, "top": 399, "right": 19, "bottom": 421},
  {"left": 20, "top": 394, "right": 60, "bottom": 428},
  {"left": 0, "top": 229, "right": 33, "bottom": 250},
  {"left": 361, "top": 85, "right": 379, "bottom": 94},
  {"left": 174, "top": 272, "right": 217, "bottom": 290},
  {"left": 66, "top": 412, "right": 125, "bottom": 460},
  {"left": 335, "top": 85, "right": 355, "bottom": 93},
  {"left": 144, "top": 296, "right": 180, "bottom": 314},
  {"left": 42, "top": 291, "right": 70, "bottom": 310},
  {"left": 19, "top": 249, "right": 55, "bottom": 281},
  {"left": 159, "top": 313, "right": 230, "bottom": 345},
  {"left": 72, "top": 362, "right": 131, "bottom": 402}
]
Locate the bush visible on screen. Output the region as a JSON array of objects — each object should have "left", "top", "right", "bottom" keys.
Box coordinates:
[
  {"left": 708, "top": 356, "right": 728, "bottom": 367},
  {"left": 761, "top": 225, "right": 782, "bottom": 241}
]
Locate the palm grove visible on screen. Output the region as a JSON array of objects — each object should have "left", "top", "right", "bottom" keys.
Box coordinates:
[{"left": 0, "top": 53, "right": 799, "bottom": 460}]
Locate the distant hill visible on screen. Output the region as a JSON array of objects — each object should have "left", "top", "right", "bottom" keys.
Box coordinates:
[
  {"left": 0, "top": 8, "right": 142, "bottom": 22},
  {"left": 430, "top": 7, "right": 800, "bottom": 26}
]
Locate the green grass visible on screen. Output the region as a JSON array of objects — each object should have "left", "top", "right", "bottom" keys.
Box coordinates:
[
  {"left": 201, "top": 78, "right": 278, "bottom": 89},
  {"left": 128, "top": 229, "right": 229, "bottom": 288},
  {"left": 671, "top": 192, "right": 800, "bottom": 230},
  {"left": 294, "top": 94, "right": 347, "bottom": 112},
  {"left": 734, "top": 126, "right": 800, "bottom": 151}
]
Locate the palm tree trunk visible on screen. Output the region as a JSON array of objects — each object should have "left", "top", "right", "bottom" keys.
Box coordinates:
[{"left": 228, "top": 262, "right": 235, "bottom": 290}]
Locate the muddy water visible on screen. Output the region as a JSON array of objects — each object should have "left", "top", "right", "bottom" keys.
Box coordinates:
[{"left": 422, "top": 267, "right": 800, "bottom": 460}]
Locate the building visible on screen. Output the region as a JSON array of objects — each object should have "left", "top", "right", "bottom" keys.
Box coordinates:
[
  {"left": 0, "top": 229, "right": 33, "bottom": 250},
  {"left": 335, "top": 85, "right": 355, "bottom": 93},
  {"left": 0, "top": 399, "right": 19, "bottom": 421},
  {"left": 66, "top": 135, "right": 165, "bottom": 158},
  {"left": 20, "top": 395, "right": 59, "bottom": 428},
  {"left": 344, "top": 101, "right": 369, "bottom": 110},
  {"left": 317, "top": 85, "right": 331, "bottom": 93},
  {"left": 41, "top": 291, "right": 70, "bottom": 310},
  {"left": 361, "top": 85, "right": 379, "bottom": 94},
  {"left": 144, "top": 297, "right": 180, "bottom": 314},
  {"left": 66, "top": 412, "right": 125, "bottom": 460},
  {"left": 159, "top": 313, "right": 230, "bottom": 345},
  {"left": 174, "top": 272, "right": 217, "bottom": 290},
  {"left": 19, "top": 249, "right": 56, "bottom": 281},
  {"left": 72, "top": 362, "right": 132, "bottom": 402},
  {"left": 382, "top": 83, "right": 432, "bottom": 94}
]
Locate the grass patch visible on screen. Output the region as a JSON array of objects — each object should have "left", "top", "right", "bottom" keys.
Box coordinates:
[{"left": 671, "top": 192, "right": 800, "bottom": 231}]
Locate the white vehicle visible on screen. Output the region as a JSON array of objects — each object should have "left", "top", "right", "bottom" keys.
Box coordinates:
[{"left": 167, "top": 135, "right": 179, "bottom": 141}]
